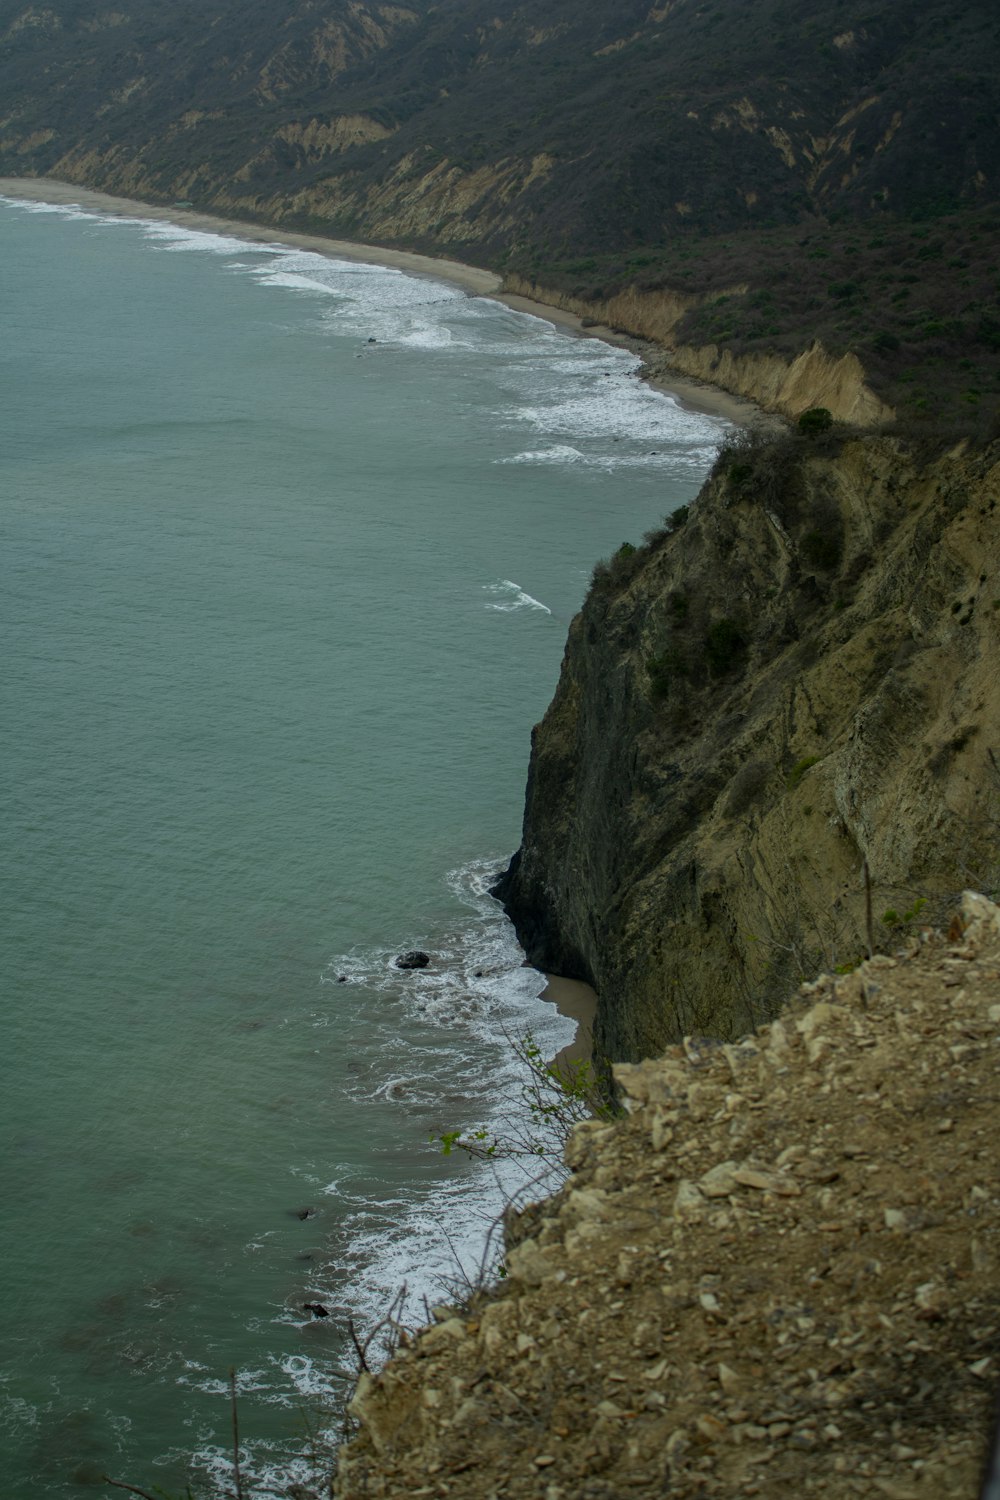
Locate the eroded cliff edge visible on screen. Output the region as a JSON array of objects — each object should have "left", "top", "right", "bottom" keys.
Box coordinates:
[
  {"left": 494, "top": 430, "right": 1000, "bottom": 1067},
  {"left": 335, "top": 892, "right": 1000, "bottom": 1499}
]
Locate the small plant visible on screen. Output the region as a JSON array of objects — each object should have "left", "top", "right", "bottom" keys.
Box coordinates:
[
  {"left": 881, "top": 897, "right": 927, "bottom": 928},
  {"left": 787, "top": 754, "right": 821, "bottom": 788},
  {"left": 432, "top": 1032, "right": 615, "bottom": 1174}
]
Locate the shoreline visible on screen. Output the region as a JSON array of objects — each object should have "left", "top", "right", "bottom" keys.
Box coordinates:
[{"left": 0, "top": 176, "right": 759, "bottom": 427}]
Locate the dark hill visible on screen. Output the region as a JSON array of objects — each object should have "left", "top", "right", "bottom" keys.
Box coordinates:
[{"left": 1, "top": 0, "right": 998, "bottom": 422}]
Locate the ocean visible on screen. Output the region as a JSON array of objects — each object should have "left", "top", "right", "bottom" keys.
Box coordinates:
[{"left": 0, "top": 191, "right": 726, "bottom": 1496}]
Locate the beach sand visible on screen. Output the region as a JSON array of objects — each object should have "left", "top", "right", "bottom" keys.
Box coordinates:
[
  {"left": 0, "top": 176, "right": 761, "bottom": 427},
  {"left": 541, "top": 973, "right": 597, "bottom": 1069}
]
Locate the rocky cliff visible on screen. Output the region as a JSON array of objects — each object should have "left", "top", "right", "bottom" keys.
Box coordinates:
[
  {"left": 494, "top": 430, "right": 1000, "bottom": 1067},
  {"left": 502, "top": 275, "right": 894, "bottom": 425},
  {"left": 334, "top": 889, "right": 1000, "bottom": 1499}
]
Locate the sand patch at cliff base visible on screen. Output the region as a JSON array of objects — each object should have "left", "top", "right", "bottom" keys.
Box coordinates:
[{"left": 539, "top": 973, "right": 596, "bottom": 1068}]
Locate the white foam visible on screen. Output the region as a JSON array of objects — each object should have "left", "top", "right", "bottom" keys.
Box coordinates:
[
  {"left": 315, "top": 856, "right": 578, "bottom": 1338},
  {"left": 253, "top": 269, "right": 344, "bottom": 296},
  {"left": 184, "top": 1438, "right": 333, "bottom": 1500},
  {"left": 483, "top": 579, "right": 552, "bottom": 614},
  {"left": 0, "top": 1392, "right": 40, "bottom": 1434},
  {"left": 136, "top": 220, "right": 272, "bottom": 256},
  {"left": 0, "top": 195, "right": 95, "bottom": 221}
]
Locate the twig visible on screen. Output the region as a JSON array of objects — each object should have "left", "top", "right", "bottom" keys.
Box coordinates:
[
  {"left": 229, "top": 1367, "right": 244, "bottom": 1500},
  {"left": 346, "top": 1317, "right": 369, "bottom": 1374},
  {"left": 101, "top": 1479, "right": 161, "bottom": 1500}
]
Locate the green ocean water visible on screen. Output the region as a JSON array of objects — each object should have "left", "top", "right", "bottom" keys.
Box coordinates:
[{"left": 0, "top": 194, "right": 725, "bottom": 1496}]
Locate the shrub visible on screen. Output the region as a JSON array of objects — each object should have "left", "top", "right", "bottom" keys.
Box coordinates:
[
  {"left": 801, "top": 528, "right": 842, "bottom": 569},
  {"left": 797, "top": 407, "right": 834, "bottom": 435},
  {"left": 433, "top": 1032, "right": 615, "bottom": 1173},
  {"left": 668, "top": 590, "right": 689, "bottom": 622},
  {"left": 705, "top": 617, "right": 747, "bottom": 678},
  {"left": 647, "top": 642, "right": 688, "bottom": 700}
]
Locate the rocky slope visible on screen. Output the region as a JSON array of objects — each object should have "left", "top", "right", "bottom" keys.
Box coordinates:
[
  {"left": 494, "top": 430, "right": 1000, "bottom": 1067},
  {"left": 334, "top": 889, "right": 1000, "bottom": 1499}
]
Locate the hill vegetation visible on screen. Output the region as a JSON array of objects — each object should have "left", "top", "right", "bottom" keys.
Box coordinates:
[{"left": 1, "top": 0, "right": 998, "bottom": 425}]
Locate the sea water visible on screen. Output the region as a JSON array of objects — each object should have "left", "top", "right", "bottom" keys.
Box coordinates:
[{"left": 0, "top": 193, "right": 725, "bottom": 1496}]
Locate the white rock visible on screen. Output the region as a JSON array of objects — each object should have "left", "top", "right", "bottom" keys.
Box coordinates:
[
  {"left": 699, "top": 1160, "right": 740, "bottom": 1198},
  {"left": 674, "top": 1179, "right": 708, "bottom": 1221}
]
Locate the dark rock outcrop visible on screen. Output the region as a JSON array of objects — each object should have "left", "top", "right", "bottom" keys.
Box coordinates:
[{"left": 394, "top": 950, "right": 430, "bottom": 970}]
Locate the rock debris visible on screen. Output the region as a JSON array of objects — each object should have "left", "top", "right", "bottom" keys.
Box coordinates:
[{"left": 335, "top": 892, "right": 1000, "bottom": 1499}]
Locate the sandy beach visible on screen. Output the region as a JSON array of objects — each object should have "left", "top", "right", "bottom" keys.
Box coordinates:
[
  {"left": 541, "top": 973, "right": 597, "bottom": 1068},
  {"left": 0, "top": 176, "right": 759, "bottom": 427}
]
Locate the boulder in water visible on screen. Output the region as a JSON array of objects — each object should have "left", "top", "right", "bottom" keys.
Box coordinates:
[{"left": 395, "top": 950, "right": 430, "bottom": 970}]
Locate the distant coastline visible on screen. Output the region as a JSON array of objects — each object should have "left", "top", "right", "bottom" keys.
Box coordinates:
[{"left": 0, "top": 175, "right": 758, "bottom": 428}]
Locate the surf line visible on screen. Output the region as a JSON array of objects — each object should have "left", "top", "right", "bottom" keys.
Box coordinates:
[{"left": 484, "top": 579, "right": 552, "bottom": 615}]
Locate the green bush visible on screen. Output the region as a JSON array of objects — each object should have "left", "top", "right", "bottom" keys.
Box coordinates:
[
  {"left": 797, "top": 407, "right": 834, "bottom": 435},
  {"left": 647, "top": 642, "right": 688, "bottom": 701},
  {"left": 801, "top": 528, "right": 842, "bottom": 569},
  {"left": 705, "top": 617, "right": 747, "bottom": 678}
]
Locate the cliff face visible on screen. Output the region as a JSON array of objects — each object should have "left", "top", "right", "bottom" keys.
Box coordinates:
[
  {"left": 334, "top": 890, "right": 1000, "bottom": 1499},
  {"left": 502, "top": 274, "right": 894, "bottom": 425},
  {"left": 495, "top": 432, "right": 1000, "bottom": 1066}
]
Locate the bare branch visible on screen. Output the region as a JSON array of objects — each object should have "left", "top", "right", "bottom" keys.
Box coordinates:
[
  {"left": 101, "top": 1478, "right": 162, "bottom": 1500},
  {"left": 229, "top": 1367, "right": 244, "bottom": 1500}
]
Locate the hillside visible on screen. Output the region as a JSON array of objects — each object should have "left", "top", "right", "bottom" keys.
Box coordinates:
[
  {"left": 1, "top": 0, "right": 999, "bottom": 422},
  {"left": 335, "top": 890, "right": 1000, "bottom": 1498}
]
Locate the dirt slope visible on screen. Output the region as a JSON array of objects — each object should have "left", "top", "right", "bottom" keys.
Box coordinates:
[{"left": 334, "top": 892, "right": 1000, "bottom": 1499}]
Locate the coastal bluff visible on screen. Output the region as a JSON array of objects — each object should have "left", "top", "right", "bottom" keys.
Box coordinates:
[
  {"left": 331, "top": 431, "right": 1000, "bottom": 1499},
  {"left": 335, "top": 890, "right": 1000, "bottom": 1498},
  {"left": 495, "top": 430, "right": 1000, "bottom": 1067}
]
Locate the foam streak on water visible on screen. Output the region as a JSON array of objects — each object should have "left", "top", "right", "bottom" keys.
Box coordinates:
[{"left": 0, "top": 191, "right": 726, "bottom": 1498}]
